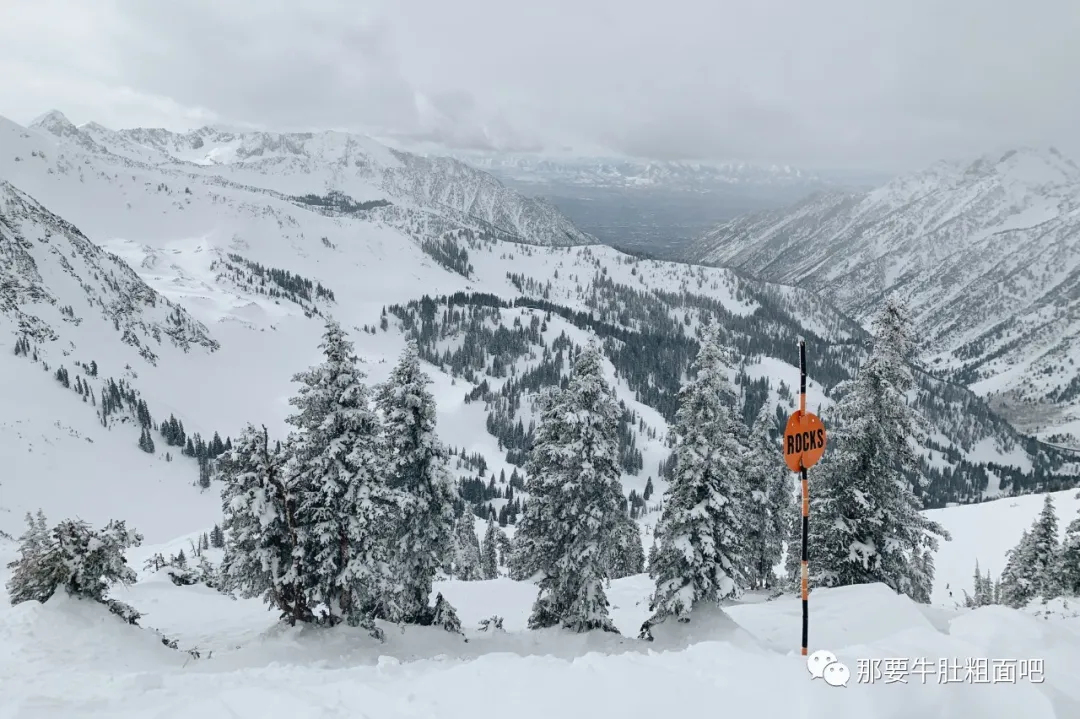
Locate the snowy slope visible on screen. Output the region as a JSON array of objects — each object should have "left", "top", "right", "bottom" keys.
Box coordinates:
[
  {"left": 12, "top": 111, "right": 595, "bottom": 248},
  {"left": 0, "top": 179, "right": 216, "bottom": 360},
  {"left": 686, "top": 148, "right": 1080, "bottom": 442},
  {"left": 2, "top": 491, "right": 1080, "bottom": 716},
  {"left": 2, "top": 110, "right": 1077, "bottom": 539}
]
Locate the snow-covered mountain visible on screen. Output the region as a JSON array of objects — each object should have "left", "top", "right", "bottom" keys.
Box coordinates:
[
  {"left": 433, "top": 151, "right": 852, "bottom": 261},
  {"left": 1, "top": 111, "right": 1077, "bottom": 544},
  {"left": 20, "top": 110, "right": 596, "bottom": 248},
  {"left": 687, "top": 148, "right": 1080, "bottom": 444},
  {"left": 0, "top": 179, "right": 216, "bottom": 360}
]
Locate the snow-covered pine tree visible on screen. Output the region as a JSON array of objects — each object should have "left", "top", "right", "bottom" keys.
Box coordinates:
[
  {"left": 647, "top": 538, "right": 659, "bottom": 573},
  {"left": 642, "top": 325, "right": 749, "bottom": 636},
  {"left": 977, "top": 566, "right": 995, "bottom": 605},
  {"left": 998, "top": 497, "right": 1063, "bottom": 606},
  {"left": 507, "top": 392, "right": 560, "bottom": 583},
  {"left": 909, "top": 546, "right": 936, "bottom": 604},
  {"left": 744, "top": 402, "right": 793, "bottom": 590},
  {"left": 431, "top": 592, "right": 464, "bottom": 635},
  {"left": 452, "top": 514, "right": 483, "bottom": 581},
  {"left": 138, "top": 426, "right": 155, "bottom": 454},
  {"left": 605, "top": 514, "right": 646, "bottom": 579},
  {"left": 5, "top": 511, "right": 51, "bottom": 605},
  {"left": 286, "top": 320, "right": 394, "bottom": 627},
  {"left": 998, "top": 529, "right": 1038, "bottom": 608},
  {"left": 209, "top": 523, "right": 225, "bottom": 549},
  {"left": 1028, "top": 494, "right": 1062, "bottom": 599},
  {"left": 6, "top": 513, "right": 142, "bottom": 614},
  {"left": 806, "top": 296, "right": 950, "bottom": 601},
  {"left": 782, "top": 508, "right": 802, "bottom": 592},
  {"left": 962, "top": 560, "right": 996, "bottom": 607},
  {"left": 1060, "top": 511, "right": 1080, "bottom": 596},
  {"left": 495, "top": 529, "right": 511, "bottom": 568},
  {"left": 481, "top": 516, "right": 500, "bottom": 580},
  {"left": 218, "top": 424, "right": 311, "bottom": 624},
  {"left": 517, "top": 341, "right": 625, "bottom": 633},
  {"left": 375, "top": 340, "right": 458, "bottom": 622}
]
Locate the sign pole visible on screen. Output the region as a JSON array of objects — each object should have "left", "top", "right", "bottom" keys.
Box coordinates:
[
  {"left": 799, "top": 340, "right": 809, "bottom": 657},
  {"left": 781, "top": 339, "right": 825, "bottom": 658}
]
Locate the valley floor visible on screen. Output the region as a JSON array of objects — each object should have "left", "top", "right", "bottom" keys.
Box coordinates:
[{"left": 2, "top": 534, "right": 1080, "bottom": 719}]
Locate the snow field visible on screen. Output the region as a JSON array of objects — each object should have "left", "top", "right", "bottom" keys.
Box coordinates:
[
  {"left": 3, "top": 492, "right": 1080, "bottom": 717},
  {"left": 1, "top": 540, "right": 1079, "bottom": 718}
]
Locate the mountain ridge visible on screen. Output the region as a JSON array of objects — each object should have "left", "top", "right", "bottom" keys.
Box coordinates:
[
  {"left": 687, "top": 146, "right": 1080, "bottom": 443},
  {"left": 2, "top": 111, "right": 1078, "bottom": 546},
  {"left": 21, "top": 109, "right": 596, "bottom": 249}
]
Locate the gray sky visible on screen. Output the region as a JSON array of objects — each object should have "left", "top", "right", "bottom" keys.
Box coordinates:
[{"left": 1, "top": 0, "right": 1078, "bottom": 171}]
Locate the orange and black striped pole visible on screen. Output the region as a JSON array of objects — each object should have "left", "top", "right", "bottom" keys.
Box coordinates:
[
  {"left": 782, "top": 340, "right": 825, "bottom": 657},
  {"left": 799, "top": 339, "right": 809, "bottom": 657}
]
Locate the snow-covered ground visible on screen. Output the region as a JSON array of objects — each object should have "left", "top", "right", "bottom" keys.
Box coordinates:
[
  {"left": 3, "top": 490, "right": 1080, "bottom": 717},
  {"left": 0, "top": 557, "right": 1077, "bottom": 717}
]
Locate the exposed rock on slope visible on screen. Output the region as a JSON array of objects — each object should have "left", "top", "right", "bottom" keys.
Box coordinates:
[
  {"left": 0, "top": 180, "right": 217, "bottom": 363},
  {"left": 688, "top": 148, "right": 1080, "bottom": 441}
]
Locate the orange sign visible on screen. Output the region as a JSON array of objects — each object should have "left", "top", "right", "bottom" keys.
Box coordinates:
[{"left": 783, "top": 411, "right": 826, "bottom": 472}]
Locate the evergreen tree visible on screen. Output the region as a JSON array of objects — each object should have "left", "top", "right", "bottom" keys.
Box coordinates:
[
  {"left": 6, "top": 513, "right": 142, "bottom": 609},
  {"left": 495, "top": 528, "right": 512, "bottom": 567},
  {"left": 647, "top": 538, "right": 659, "bottom": 573},
  {"left": 1060, "top": 512, "right": 1080, "bottom": 596},
  {"left": 643, "top": 326, "right": 749, "bottom": 635},
  {"left": 909, "top": 547, "right": 936, "bottom": 604},
  {"left": 481, "top": 516, "right": 499, "bottom": 580},
  {"left": 1028, "top": 495, "right": 1062, "bottom": 599},
  {"left": 806, "top": 297, "right": 950, "bottom": 601},
  {"left": 606, "top": 514, "right": 646, "bottom": 579},
  {"left": 744, "top": 402, "right": 793, "bottom": 590},
  {"left": 963, "top": 560, "right": 995, "bottom": 607},
  {"left": 999, "top": 530, "right": 1038, "bottom": 608},
  {"left": 515, "top": 341, "right": 624, "bottom": 633},
  {"left": 5, "top": 511, "right": 51, "bottom": 605},
  {"left": 138, "top": 427, "right": 155, "bottom": 454},
  {"left": 375, "top": 340, "right": 458, "bottom": 622},
  {"left": 209, "top": 524, "right": 225, "bottom": 549},
  {"left": 218, "top": 424, "right": 310, "bottom": 624},
  {"left": 452, "top": 514, "right": 483, "bottom": 580},
  {"left": 999, "top": 496, "right": 1063, "bottom": 606},
  {"left": 286, "top": 320, "right": 394, "bottom": 626},
  {"left": 197, "top": 456, "right": 212, "bottom": 489},
  {"left": 782, "top": 511, "right": 802, "bottom": 592},
  {"left": 431, "top": 592, "right": 464, "bottom": 635}
]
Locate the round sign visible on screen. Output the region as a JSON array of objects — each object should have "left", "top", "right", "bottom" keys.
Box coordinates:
[{"left": 783, "top": 411, "right": 827, "bottom": 472}]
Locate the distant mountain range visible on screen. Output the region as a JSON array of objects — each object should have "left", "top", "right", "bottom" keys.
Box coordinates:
[
  {"left": 25, "top": 110, "right": 597, "bottom": 248},
  {"left": 1, "top": 109, "right": 1076, "bottom": 545},
  {"left": 687, "top": 147, "right": 1080, "bottom": 444},
  {"left": 435, "top": 151, "right": 892, "bottom": 259}
]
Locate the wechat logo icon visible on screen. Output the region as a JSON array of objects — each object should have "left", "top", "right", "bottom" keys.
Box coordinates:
[{"left": 807, "top": 649, "right": 850, "bottom": 687}]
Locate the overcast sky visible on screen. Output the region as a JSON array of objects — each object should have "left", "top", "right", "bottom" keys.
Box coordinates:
[{"left": 1, "top": 0, "right": 1078, "bottom": 171}]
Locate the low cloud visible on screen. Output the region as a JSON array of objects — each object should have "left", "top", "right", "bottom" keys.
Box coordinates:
[{"left": 2, "top": 0, "right": 1078, "bottom": 170}]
